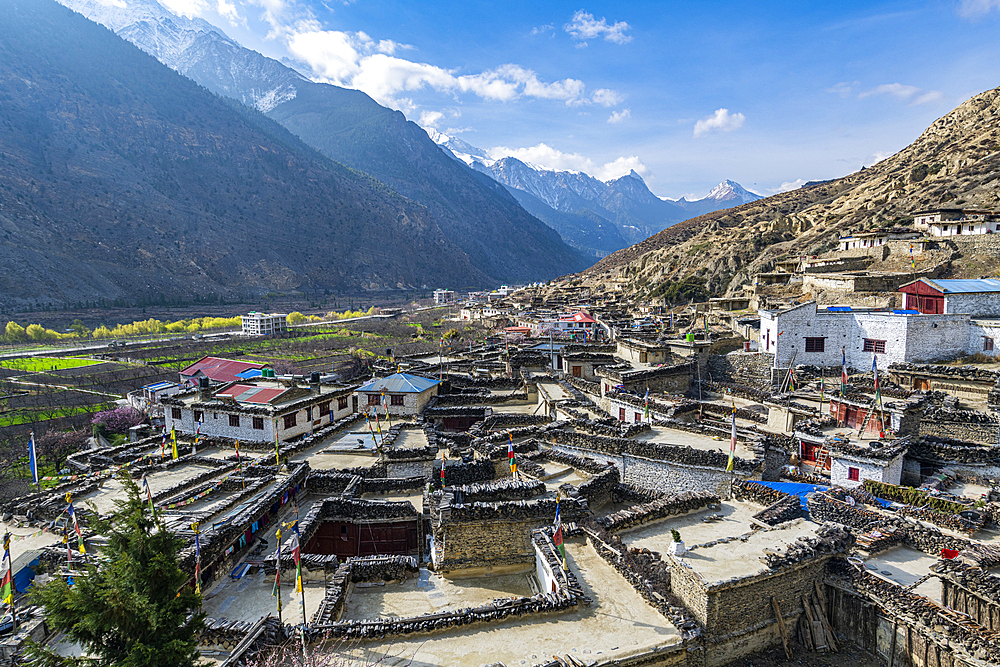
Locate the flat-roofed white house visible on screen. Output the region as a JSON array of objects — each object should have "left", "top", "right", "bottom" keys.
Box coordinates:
[
  {"left": 163, "top": 376, "right": 356, "bottom": 443},
  {"left": 355, "top": 373, "right": 440, "bottom": 416},
  {"left": 912, "top": 208, "right": 999, "bottom": 237}
]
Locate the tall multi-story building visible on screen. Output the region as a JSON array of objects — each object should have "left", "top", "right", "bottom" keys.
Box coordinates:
[{"left": 241, "top": 312, "right": 288, "bottom": 336}]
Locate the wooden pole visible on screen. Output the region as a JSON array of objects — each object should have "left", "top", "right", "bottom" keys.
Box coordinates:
[{"left": 771, "top": 597, "right": 793, "bottom": 659}]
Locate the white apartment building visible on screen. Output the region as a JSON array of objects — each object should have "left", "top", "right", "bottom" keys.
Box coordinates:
[{"left": 241, "top": 312, "right": 288, "bottom": 336}]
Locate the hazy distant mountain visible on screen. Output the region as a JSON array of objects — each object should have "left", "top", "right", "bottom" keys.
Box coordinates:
[
  {"left": 59, "top": 0, "right": 589, "bottom": 285},
  {"left": 434, "top": 132, "right": 760, "bottom": 251}
]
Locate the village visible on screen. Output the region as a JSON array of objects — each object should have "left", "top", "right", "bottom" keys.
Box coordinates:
[{"left": 4, "top": 206, "right": 1000, "bottom": 667}]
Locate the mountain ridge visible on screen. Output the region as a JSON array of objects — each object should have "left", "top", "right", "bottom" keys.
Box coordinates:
[
  {"left": 0, "top": 0, "right": 529, "bottom": 308},
  {"left": 59, "top": 0, "right": 590, "bottom": 285}
]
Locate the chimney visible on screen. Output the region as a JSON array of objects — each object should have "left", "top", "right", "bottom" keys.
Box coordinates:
[
  {"left": 309, "top": 372, "right": 321, "bottom": 395},
  {"left": 199, "top": 377, "right": 211, "bottom": 402}
]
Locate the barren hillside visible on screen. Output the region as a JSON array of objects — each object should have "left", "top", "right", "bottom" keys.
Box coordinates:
[{"left": 580, "top": 86, "right": 1000, "bottom": 301}]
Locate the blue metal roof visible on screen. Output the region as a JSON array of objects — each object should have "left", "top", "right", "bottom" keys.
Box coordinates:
[
  {"left": 143, "top": 381, "right": 177, "bottom": 391},
  {"left": 826, "top": 306, "right": 852, "bottom": 312},
  {"left": 357, "top": 373, "right": 440, "bottom": 393},
  {"left": 236, "top": 369, "right": 263, "bottom": 379},
  {"left": 924, "top": 278, "right": 1000, "bottom": 294}
]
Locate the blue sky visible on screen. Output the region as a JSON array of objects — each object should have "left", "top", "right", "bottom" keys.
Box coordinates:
[{"left": 162, "top": 0, "right": 1000, "bottom": 198}]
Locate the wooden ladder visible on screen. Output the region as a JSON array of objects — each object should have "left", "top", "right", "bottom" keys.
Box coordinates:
[{"left": 856, "top": 396, "right": 883, "bottom": 437}]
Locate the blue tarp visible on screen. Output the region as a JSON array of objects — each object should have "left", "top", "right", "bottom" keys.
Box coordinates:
[{"left": 746, "top": 480, "right": 828, "bottom": 512}]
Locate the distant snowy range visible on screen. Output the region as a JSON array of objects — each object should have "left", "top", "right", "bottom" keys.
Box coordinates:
[{"left": 432, "top": 132, "right": 761, "bottom": 257}]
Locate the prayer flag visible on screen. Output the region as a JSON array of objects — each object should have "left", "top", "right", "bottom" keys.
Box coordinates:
[
  {"left": 441, "top": 449, "right": 446, "bottom": 489},
  {"left": 552, "top": 500, "right": 566, "bottom": 565},
  {"left": 290, "top": 522, "right": 302, "bottom": 594},
  {"left": 142, "top": 476, "right": 155, "bottom": 515},
  {"left": 841, "top": 349, "right": 848, "bottom": 396},
  {"left": 873, "top": 355, "right": 881, "bottom": 402},
  {"left": 508, "top": 431, "right": 516, "bottom": 477},
  {"left": 66, "top": 494, "right": 84, "bottom": 554},
  {"left": 28, "top": 433, "right": 38, "bottom": 486},
  {"left": 171, "top": 427, "right": 179, "bottom": 460},
  {"left": 274, "top": 421, "right": 281, "bottom": 468},
  {"left": 643, "top": 387, "right": 649, "bottom": 419},
  {"left": 726, "top": 405, "right": 737, "bottom": 473},
  {"left": 273, "top": 528, "right": 282, "bottom": 612},
  {"left": 1, "top": 569, "right": 12, "bottom": 606},
  {"left": 910, "top": 245, "right": 916, "bottom": 270},
  {"left": 192, "top": 522, "right": 201, "bottom": 595}
]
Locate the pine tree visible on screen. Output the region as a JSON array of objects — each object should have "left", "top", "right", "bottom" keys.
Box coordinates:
[{"left": 28, "top": 474, "right": 204, "bottom": 667}]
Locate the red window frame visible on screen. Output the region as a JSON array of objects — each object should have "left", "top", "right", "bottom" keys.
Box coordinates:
[
  {"left": 804, "top": 337, "right": 825, "bottom": 353},
  {"left": 367, "top": 394, "right": 380, "bottom": 405},
  {"left": 283, "top": 413, "right": 297, "bottom": 428},
  {"left": 171, "top": 407, "right": 182, "bottom": 419},
  {"left": 390, "top": 395, "right": 405, "bottom": 406},
  {"left": 338, "top": 397, "right": 349, "bottom": 410},
  {"left": 848, "top": 467, "right": 860, "bottom": 481},
  {"left": 228, "top": 414, "right": 239, "bottom": 427},
  {"left": 862, "top": 339, "right": 886, "bottom": 354},
  {"left": 252, "top": 417, "right": 264, "bottom": 430}
]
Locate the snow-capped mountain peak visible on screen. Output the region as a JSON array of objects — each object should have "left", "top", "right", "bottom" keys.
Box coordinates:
[
  {"left": 58, "top": 0, "right": 302, "bottom": 112},
  {"left": 703, "top": 179, "right": 761, "bottom": 204}
]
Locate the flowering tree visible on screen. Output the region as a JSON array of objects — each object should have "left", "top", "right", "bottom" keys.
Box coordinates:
[
  {"left": 37, "top": 429, "right": 89, "bottom": 471},
  {"left": 91, "top": 406, "right": 144, "bottom": 434}
]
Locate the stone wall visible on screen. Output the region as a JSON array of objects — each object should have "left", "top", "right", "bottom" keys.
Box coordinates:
[
  {"left": 706, "top": 352, "right": 776, "bottom": 390},
  {"left": 731, "top": 481, "right": 801, "bottom": 526},
  {"left": 590, "top": 491, "right": 719, "bottom": 533}
]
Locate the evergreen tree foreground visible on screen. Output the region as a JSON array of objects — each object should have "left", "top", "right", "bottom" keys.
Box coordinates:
[{"left": 28, "top": 474, "right": 204, "bottom": 667}]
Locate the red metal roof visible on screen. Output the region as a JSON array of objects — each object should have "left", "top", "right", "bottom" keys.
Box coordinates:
[
  {"left": 215, "top": 384, "right": 287, "bottom": 404},
  {"left": 179, "top": 357, "right": 267, "bottom": 383},
  {"left": 560, "top": 311, "right": 596, "bottom": 323}
]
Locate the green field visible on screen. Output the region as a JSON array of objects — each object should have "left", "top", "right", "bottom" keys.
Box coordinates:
[
  {"left": 0, "top": 357, "right": 102, "bottom": 372},
  {"left": 0, "top": 403, "right": 113, "bottom": 427}
]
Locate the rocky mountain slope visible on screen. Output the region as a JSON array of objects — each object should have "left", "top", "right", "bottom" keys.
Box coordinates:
[
  {"left": 59, "top": 0, "right": 589, "bottom": 285},
  {"left": 0, "top": 0, "right": 535, "bottom": 308},
  {"left": 579, "top": 86, "right": 1000, "bottom": 302}
]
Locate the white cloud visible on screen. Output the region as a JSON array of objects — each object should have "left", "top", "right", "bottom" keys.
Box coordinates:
[
  {"left": 564, "top": 10, "right": 632, "bottom": 44},
  {"left": 692, "top": 108, "right": 745, "bottom": 138},
  {"left": 486, "top": 143, "right": 647, "bottom": 180},
  {"left": 418, "top": 110, "right": 444, "bottom": 128},
  {"left": 607, "top": 109, "right": 630, "bottom": 124},
  {"left": 531, "top": 24, "right": 555, "bottom": 35},
  {"left": 958, "top": 0, "right": 1000, "bottom": 17},
  {"left": 216, "top": 0, "right": 244, "bottom": 23},
  {"left": 858, "top": 83, "right": 942, "bottom": 105},
  {"left": 769, "top": 179, "right": 807, "bottom": 194},
  {"left": 826, "top": 81, "right": 858, "bottom": 97},
  {"left": 591, "top": 88, "right": 624, "bottom": 107},
  {"left": 286, "top": 29, "right": 589, "bottom": 108}
]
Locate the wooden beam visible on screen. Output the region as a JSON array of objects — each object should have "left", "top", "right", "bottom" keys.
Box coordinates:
[
  {"left": 802, "top": 595, "right": 827, "bottom": 651},
  {"left": 772, "top": 597, "right": 793, "bottom": 660},
  {"left": 813, "top": 582, "right": 839, "bottom": 652}
]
